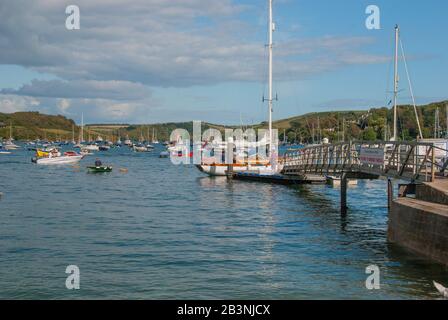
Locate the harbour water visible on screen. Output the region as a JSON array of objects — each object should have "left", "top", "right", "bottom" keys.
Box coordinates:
[{"left": 0, "top": 145, "right": 447, "bottom": 299}]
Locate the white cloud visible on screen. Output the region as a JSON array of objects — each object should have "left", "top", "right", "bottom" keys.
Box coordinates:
[
  {"left": 57, "top": 98, "right": 71, "bottom": 113},
  {"left": 0, "top": 0, "right": 391, "bottom": 122},
  {"left": 0, "top": 95, "right": 40, "bottom": 113}
]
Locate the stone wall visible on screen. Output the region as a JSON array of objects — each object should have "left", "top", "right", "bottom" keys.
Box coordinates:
[{"left": 388, "top": 197, "right": 448, "bottom": 265}]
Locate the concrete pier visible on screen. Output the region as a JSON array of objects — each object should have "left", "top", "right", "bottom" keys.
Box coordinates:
[{"left": 388, "top": 180, "right": 448, "bottom": 265}]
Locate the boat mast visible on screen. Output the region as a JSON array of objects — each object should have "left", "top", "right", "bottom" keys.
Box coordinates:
[
  {"left": 435, "top": 108, "right": 440, "bottom": 139},
  {"left": 81, "top": 112, "right": 84, "bottom": 143},
  {"left": 268, "top": 0, "right": 274, "bottom": 154},
  {"left": 392, "top": 25, "right": 399, "bottom": 141}
]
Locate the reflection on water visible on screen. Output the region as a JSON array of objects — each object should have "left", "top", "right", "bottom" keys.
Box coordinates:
[{"left": 0, "top": 146, "right": 447, "bottom": 299}]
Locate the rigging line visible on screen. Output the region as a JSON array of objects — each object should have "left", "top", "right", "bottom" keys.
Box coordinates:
[{"left": 400, "top": 38, "right": 423, "bottom": 139}]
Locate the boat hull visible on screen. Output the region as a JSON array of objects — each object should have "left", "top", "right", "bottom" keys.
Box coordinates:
[
  {"left": 33, "top": 155, "right": 84, "bottom": 165},
  {"left": 196, "top": 164, "right": 249, "bottom": 176},
  {"left": 87, "top": 166, "right": 113, "bottom": 173}
]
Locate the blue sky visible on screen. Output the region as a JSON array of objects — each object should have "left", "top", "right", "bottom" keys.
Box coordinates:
[{"left": 0, "top": 0, "right": 447, "bottom": 125}]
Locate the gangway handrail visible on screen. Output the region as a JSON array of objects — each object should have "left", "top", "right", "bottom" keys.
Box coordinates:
[{"left": 282, "top": 140, "right": 448, "bottom": 183}]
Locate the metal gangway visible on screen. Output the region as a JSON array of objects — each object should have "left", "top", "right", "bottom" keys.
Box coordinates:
[{"left": 282, "top": 141, "right": 448, "bottom": 183}]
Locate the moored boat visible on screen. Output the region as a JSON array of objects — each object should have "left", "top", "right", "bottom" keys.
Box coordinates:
[
  {"left": 32, "top": 148, "right": 84, "bottom": 165},
  {"left": 84, "top": 144, "right": 100, "bottom": 151},
  {"left": 0, "top": 145, "right": 11, "bottom": 155},
  {"left": 196, "top": 0, "right": 280, "bottom": 177},
  {"left": 133, "top": 144, "right": 150, "bottom": 152},
  {"left": 87, "top": 166, "right": 113, "bottom": 173},
  {"left": 159, "top": 151, "right": 169, "bottom": 158}
]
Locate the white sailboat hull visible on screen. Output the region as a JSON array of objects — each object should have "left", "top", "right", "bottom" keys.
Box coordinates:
[
  {"left": 4, "top": 144, "right": 20, "bottom": 150},
  {"left": 196, "top": 164, "right": 248, "bottom": 176}
]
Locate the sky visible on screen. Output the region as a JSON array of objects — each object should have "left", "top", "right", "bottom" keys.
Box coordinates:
[{"left": 0, "top": 0, "right": 447, "bottom": 125}]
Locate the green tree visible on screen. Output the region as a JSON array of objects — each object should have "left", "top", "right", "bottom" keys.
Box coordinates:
[{"left": 362, "top": 127, "right": 377, "bottom": 141}]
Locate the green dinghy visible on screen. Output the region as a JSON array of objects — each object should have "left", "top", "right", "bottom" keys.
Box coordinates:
[{"left": 87, "top": 166, "right": 113, "bottom": 173}]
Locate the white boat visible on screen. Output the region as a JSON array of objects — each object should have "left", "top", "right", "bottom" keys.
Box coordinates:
[
  {"left": 3, "top": 141, "right": 20, "bottom": 150},
  {"left": 33, "top": 155, "right": 84, "bottom": 165},
  {"left": 159, "top": 151, "right": 169, "bottom": 158},
  {"left": 0, "top": 145, "right": 11, "bottom": 155},
  {"left": 152, "top": 128, "right": 159, "bottom": 144},
  {"left": 196, "top": 0, "right": 280, "bottom": 176},
  {"left": 124, "top": 136, "right": 132, "bottom": 146},
  {"left": 32, "top": 149, "right": 84, "bottom": 165},
  {"left": 84, "top": 144, "right": 99, "bottom": 151},
  {"left": 80, "top": 149, "right": 94, "bottom": 156},
  {"left": 133, "top": 145, "right": 149, "bottom": 152},
  {"left": 3, "top": 123, "right": 20, "bottom": 150}
]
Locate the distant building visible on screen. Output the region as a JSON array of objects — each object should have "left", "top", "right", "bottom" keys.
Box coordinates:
[{"left": 0, "top": 122, "right": 6, "bottom": 128}]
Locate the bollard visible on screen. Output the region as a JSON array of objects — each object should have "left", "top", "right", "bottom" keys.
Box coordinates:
[
  {"left": 387, "top": 179, "right": 393, "bottom": 210},
  {"left": 341, "top": 173, "right": 348, "bottom": 215}
]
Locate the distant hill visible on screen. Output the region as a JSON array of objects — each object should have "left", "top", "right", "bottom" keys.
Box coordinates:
[
  {"left": 1, "top": 100, "right": 447, "bottom": 142},
  {"left": 272, "top": 100, "right": 448, "bottom": 143},
  {"left": 0, "top": 112, "right": 77, "bottom": 141}
]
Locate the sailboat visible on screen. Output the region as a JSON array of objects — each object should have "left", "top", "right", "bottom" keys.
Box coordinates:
[
  {"left": 196, "top": 0, "right": 280, "bottom": 176},
  {"left": 71, "top": 125, "right": 76, "bottom": 145},
  {"left": 0, "top": 143, "right": 11, "bottom": 154},
  {"left": 152, "top": 128, "right": 159, "bottom": 144},
  {"left": 389, "top": 25, "right": 423, "bottom": 142},
  {"left": 4, "top": 123, "right": 20, "bottom": 150},
  {"left": 74, "top": 113, "right": 84, "bottom": 148},
  {"left": 124, "top": 135, "right": 132, "bottom": 146}
]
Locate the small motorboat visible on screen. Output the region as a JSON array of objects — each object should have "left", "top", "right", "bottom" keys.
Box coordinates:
[
  {"left": 159, "top": 151, "right": 169, "bottom": 158},
  {"left": 32, "top": 148, "right": 84, "bottom": 165},
  {"left": 87, "top": 166, "right": 113, "bottom": 173},
  {"left": 99, "top": 145, "right": 111, "bottom": 151}
]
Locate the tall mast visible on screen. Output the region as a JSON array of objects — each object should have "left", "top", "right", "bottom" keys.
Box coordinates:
[
  {"left": 268, "top": 0, "right": 274, "bottom": 153},
  {"left": 81, "top": 112, "right": 84, "bottom": 143},
  {"left": 392, "top": 25, "right": 399, "bottom": 141},
  {"left": 435, "top": 108, "right": 440, "bottom": 139}
]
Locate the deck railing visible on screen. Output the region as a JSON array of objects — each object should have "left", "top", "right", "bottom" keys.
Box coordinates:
[{"left": 282, "top": 141, "right": 448, "bottom": 182}]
